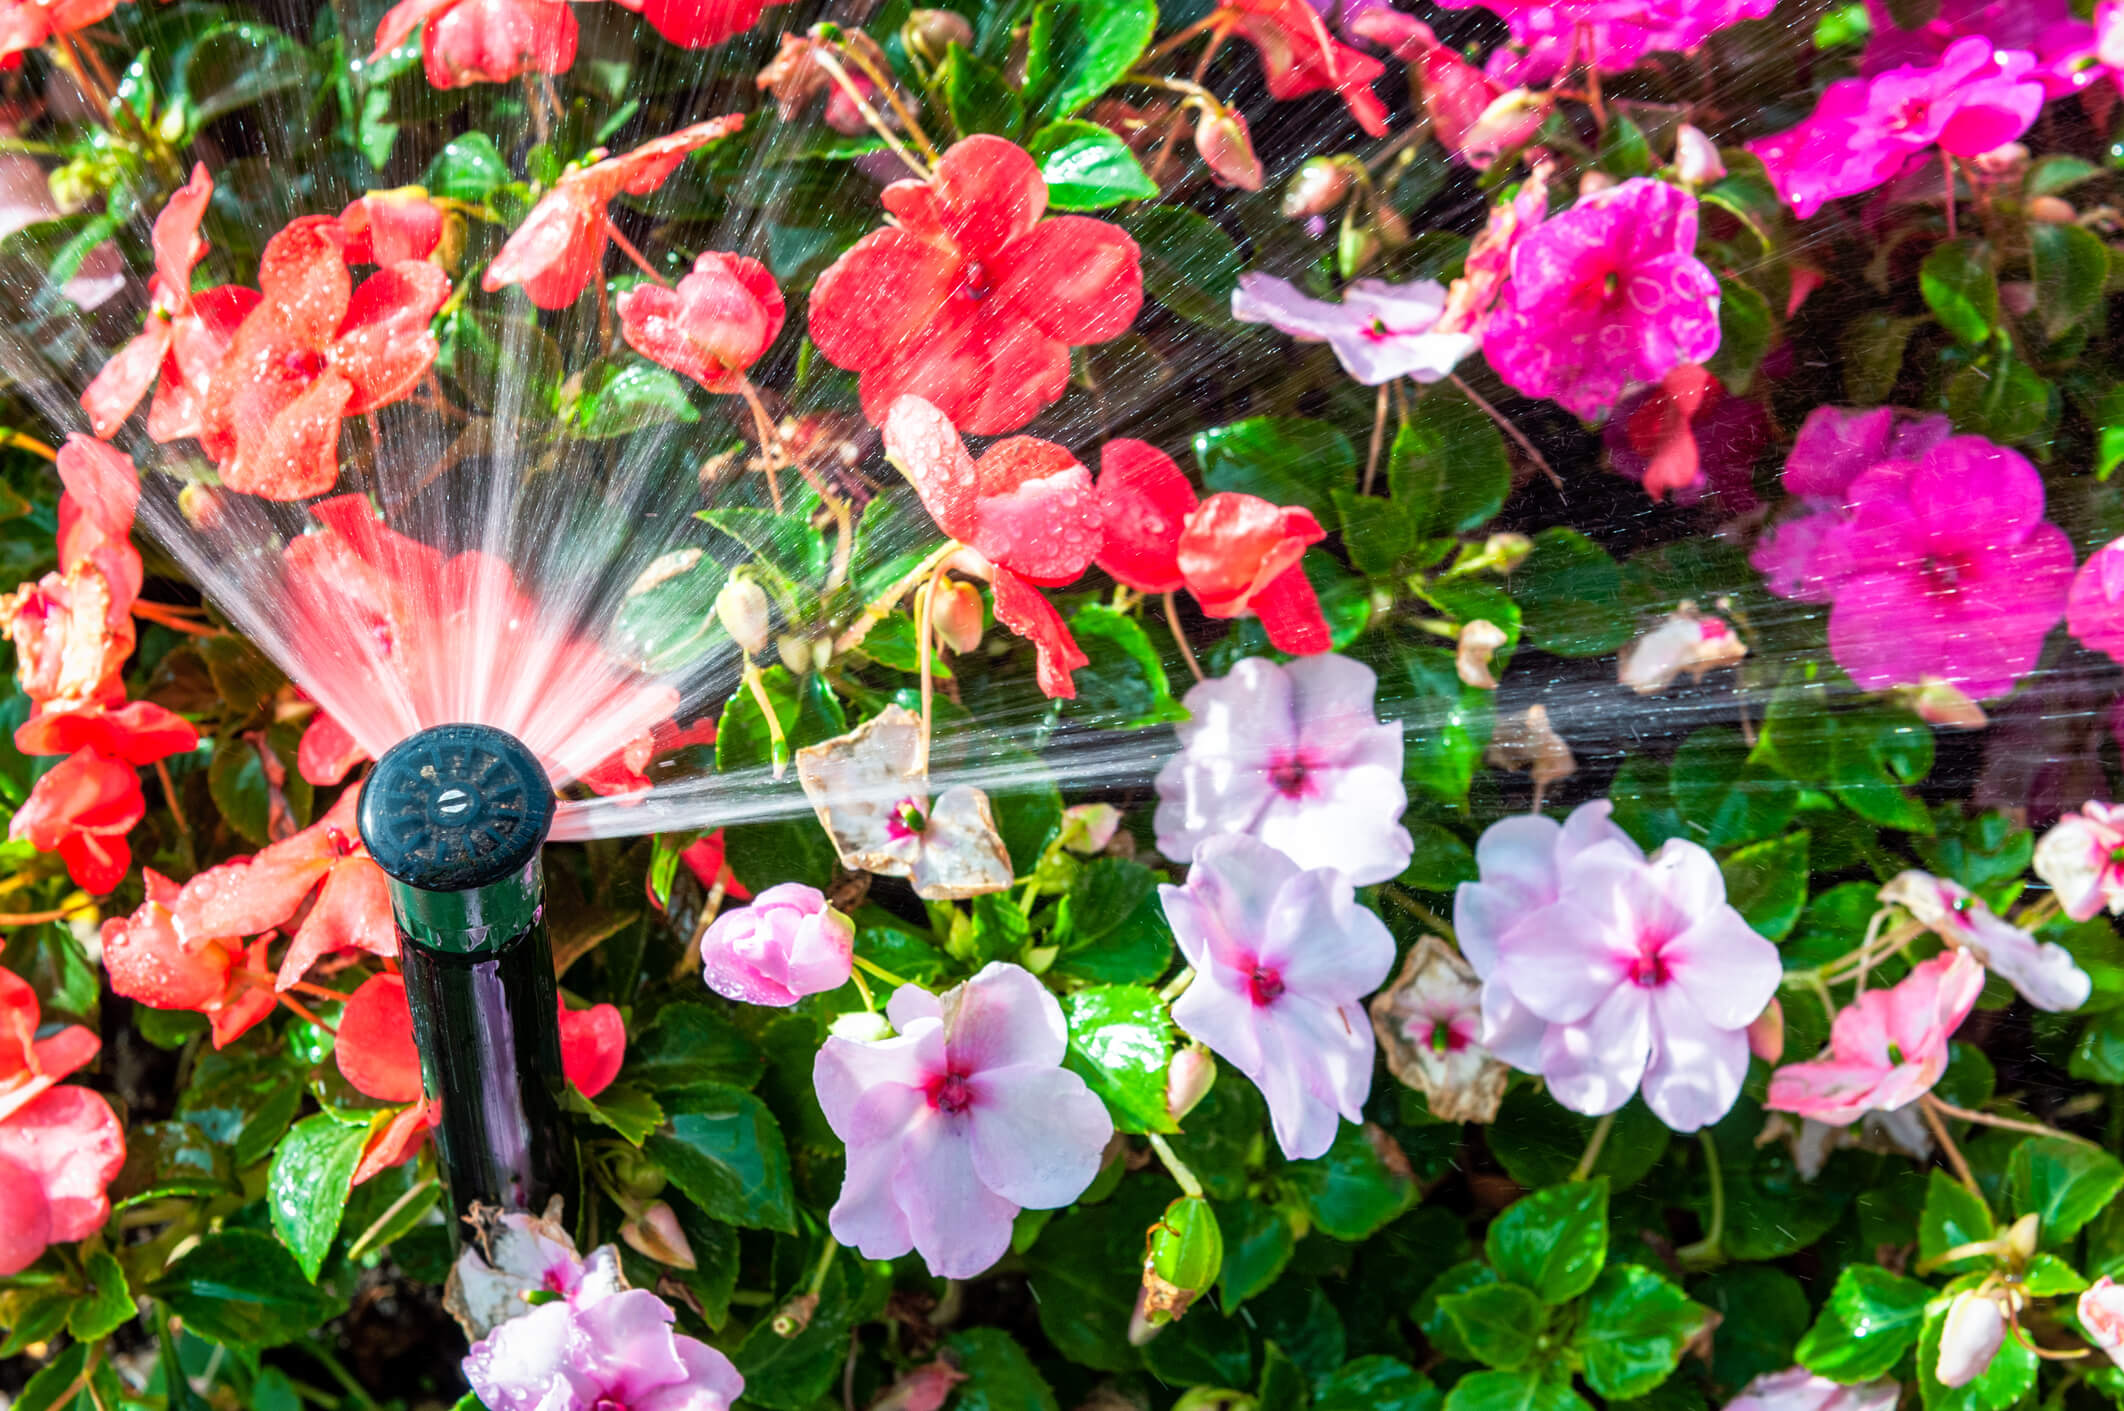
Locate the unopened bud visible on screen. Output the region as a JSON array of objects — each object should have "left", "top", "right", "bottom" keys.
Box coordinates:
[
  {"left": 1578, "top": 170, "right": 1618, "bottom": 197},
  {"left": 717, "top": 575, "right": 771, "bottom": 657},
  {"left": 1141, "top": 1196, "right": 1223, "bottom": 1330},
  {"left": 2028, "top": 195, "right": 2078, "bottom": 224},
  {"left": 1172, "top": 1390, "right": 1257, "bottom": 1411},
  {"left": 927, "top": 578, "right": 984, "bottom": 655},
  {"left": 1195, "top": 107, "right": 1263, "bottom": 192},
  {"left": 620, "top": 1202, "right": 697, "bottom": 1269},
  {"left": 47, "top": 160, "right": 96, "bottom": 214},
  {"left": 2005, "top": 1212, "right": 2040, "bottom": 1263},
  {"left": 1337, "top": 217, "right": 1382, "bottom": 278},
  {"left": 1673, "top": 124, "right": 1726, "bottom": 185},
  {"left": 778, "top": 634, "right": 814, "bottom": 675},
  {"left": 831, "top": 1009, "right": 894, "bottom": 1042},
  {"left": 610, "top": 1148, "right": 669, "bottom": 1199},
  {"left": 1747, "top": 997, "right": 1783, "bottom": 1064},
  {"left": 1461, "top": 89, "right": 1549, "bottom": 169},
  {"left": 1905, "top": 677, "right": 1989, "bottom": 731},
  {"left": 1059, "top": 803, "right": 1123, "bottom": 856},
  {"left": 1281, "top": 157, "right": 1352, "bottom": 219},
  {"left": 1456, "top": 619, "right": 1508, "bottom": 689},
  {"left": 1936, "top": 1291, "right": 2006, "bottom": 1388},
  {"left": 905, "top": 8, "right": 973, "bottom": 56},
  {"left": 1486, "top": 532, "right": 1533, "bottom": 571},
  {"left": 1166, "top": 1044, "right": 1216, "bottom": 1121},
  {"left": 178, "top": 482, "right": 228, "bottom": 531}
]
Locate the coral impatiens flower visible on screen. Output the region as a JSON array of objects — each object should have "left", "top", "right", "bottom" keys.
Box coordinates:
[
  {"left": 0, "top": 967, "right": 122, "bottom": 1276},
  {"left": 1214, "top": 0, "right": 1390, "bottom": 136},
  {"left": 0, "top": 0, "right": 128, "bottom": 62},
  {"left": 814, "top": 962, "right": 1114, "bottom": 1278},
  {"left": 1484, "top": 178, "right": 1721, "bottom": 421},
  {"left": 2, "top": 563, "right": 134, "bottom": 715},
  {"left": 100, "top": 870, "right": 277, "bottom": 1048},
  {"left": 482, "top": 116, "right": 746, "bottom": 310},
  {"left": 1230, "top": 272, "right": 1473, "bottom": 385},
  {"left": 882, "top": 395, "right": 1101, "bottom": 697},
  {"left": 1765, "top": 950, "right": 1984, "bottom": 1125},
  {"left": 618, "top": 251, "right": 784, "bottom": 393},
  {"left": 373, "top": 0, "right": 577, "bottom": 89},
  {"left": 1093, "top": 439, "right": 1332, "bottom": 654},
  {"left": 81, "top": 164, "right": 263, "bottom": 444},
  {"left": 10, "top": 748, "right": 144, "bottom": 892},
  {"left": 1817, "top": 436, "right": 2072, "bottom": 701},
  {"left": 2035, "top": 801, "right": 2124, "bottom": 922},
  {"left": 1163, "top": 834, "right": 1395, "bottom": 1159},
  {"left": 809, "top": 136, "right": 1143, "bottom": 435},
  {"left": 611, "top": 0, "right": 790, "bottom": 48},
  {"left": 201, "top": 215, "right": 450, "bottom": 500},
  {"left": 340, "top": 191, "right": 447, "bottom": 265},
  {"left": 1153, "top": 654, "right": 1411, "bottom": 885},
  {"left": 0, "top": 967, "right": 98, "bottom": 1126},
  {"left": 15, "top": 699, "right": 197, "bottom": 765}
]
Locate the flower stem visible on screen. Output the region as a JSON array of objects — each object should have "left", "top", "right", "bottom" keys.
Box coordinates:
[
  {"left": 1570, "top": 1111, "right": 1615, "bottom": 1181},
  {"left": 831, "top": 37, "right": 941, "bottom": 164},
  {"left": 1146, "top": 1132, "right": 1204, "bottom": 1198},
  {"left": 834, "top": 542, "right": 959, "bottom": 655},
  {"left": 741, "top": 662, "right": 790, "bottom": 778},
  {"left": 915, "top": 560, "right": 946, "bottom": 773},
  {"left": 343, "top": 1173, "right": 437, "bottom": 1265},
  {"left": 852, "top": 953, "right": 913, "bottom": 990},
  {"left": 1920, "top": 1094, "right": 1983, "bottom": 1195},
  {"left": 810, "top": 46, "right": 931, "bottom": 179},
  {"left": 1363, "top": 383, "right": 1389, "bottom": 496},
  {"left": 1163, "top": 592, "right": 1205, "bottom": 683},
  {"left": 1676, "top": 1130, "right": 1725, "bottom": 1268},
  {"left": 1381, "top": 885, "right": 1458, "bottom": 944},
  {"left": 1925, "top": 1095, "right": 2101, "bottom": 1147},
  {"left": 1449, "top": 374, "right": 1562, "bottom": 492}
]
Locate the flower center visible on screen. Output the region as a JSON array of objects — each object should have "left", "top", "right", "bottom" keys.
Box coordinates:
[
  {"left": 2107, "top": 845, "right": 2124, "bottom": 867},
  {"left": 1889, "top": 97, "right": 1930, "bottom": 133},
  {"left": 928, "top": 1070, "right": 974, "bottom": 1114},
  {"left": 1423, "top": 1019, "right": 1464, "bottom": 1053},
  {"left": 1601, "top": 270, "right": 1620, "bottom": 299},
  {"left": 1361, "top": 317, "right": 1409, "bottom": 343},
  {"left": 1626, "top": 931, "right": 1673, "bottom": 988},
  {"left": 1248, "top": 965, "right": 1285, "bottom": 1007},
  {"left": 1921, "top": 552, "right": 1970, "bottom": 594},
  {"left": 1267, "top": 754, "right": 1313, "bottom": 798},
  {"left": 1887, "top": 1041, "right": 1906, "bottom": 1066},
  {"left": 281, "top": 346, "right": 327, "bottom": 380},
  {"left": 961, "top": 259, "right": 992, "bottom": 301},
  {"left": 594, "top": 1398, "right": 628, "bottom": 1411},
  {"left": 886, "top": 797, "right": 927, "bottom": 841}
]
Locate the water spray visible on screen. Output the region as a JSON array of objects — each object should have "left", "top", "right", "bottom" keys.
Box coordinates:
[{"left": 357, "top": 723, "right": 581, "bottom": 1232}]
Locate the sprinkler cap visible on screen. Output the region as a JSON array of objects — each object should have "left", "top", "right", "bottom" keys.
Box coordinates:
[{"left": 359, "top": 724, "right": 555, "bottom": 892}]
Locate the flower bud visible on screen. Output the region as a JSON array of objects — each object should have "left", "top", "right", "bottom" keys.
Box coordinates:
[
  {"left": 1172, "top": 1390, "right": 1257, "bottom": 1411},
  {"left": 926, "top": 578, "right": 984, "bottom": 655},
  {"left": 870, "top": 1360, "right": 969, "bottom": 1411},
  {"left": 716, "top": 575, "right": 771, "bottom": 657},
  {"left": 1904, "top": 677, "right": 1989, "bottom": 730},
  {"left": 2028, "top": 195, "right": 2078, "bottom": 224},
  {"left": 1141, "top": 1197, "right": 1224, "bottom": 1330},
  {"left": 610, "top": 1148, "right": 669, "bottom": 1199},
  {"left": 1166, "top": 1044, "right": 1217, "bottom": 1121},
  {"left": 1461, "top": 89, "right": 1549, "bottom": 170},
  {"left": 831, "top": 1009, "right": 894, "bottom": 1042},
  {"left": 619, "top": 1201, "right": 697, "bottom": 1269},
  {"left": 700, "top": 883, "right": 855, "bottom": 1007},
  {"left": 1673, "top": 124, "right": 1726, "bottom": 185},
  {"left": 1936, "top": 1290, "right": 2006, "bottom": 1388},
  {"left": 2004, "top": 1212, "right": 2040, "bottom": 1263},
  {"left": 1456, "top": 619, "right": 1508, "bottom": 689},
  {"left": 1578, "top": 170, "right": 1618, "bottom": 197},
  {"left": 1195, "top": 107, "right": 1264, "bottom": 192},
  {"left": 1281, "top": 157, "right": 1352, "bottom": 219},
  {"left": 905, "top": 8, "right": 974, "bottom": 56},
  {"left": 1484, "top": 532, "right": 1533, "bottom": 571},
  {"left": 1058, "top": 803, "right": 1124, "bottom": 856},
  {"left": 1746, "top": 997, "right": 1783, "bottom": 1064},
  {"left": 2080, "top": 1276, "right": 2124, "bottom": 1369}
]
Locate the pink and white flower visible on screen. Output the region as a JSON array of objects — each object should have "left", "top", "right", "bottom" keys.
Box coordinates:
[
  {"left": 699, "top": 882, "right": 854, "bottom": 1007},
  {"left": 2078, "top": 1276, "right": 2124, "bottom": 1369},
  {"left": 1162, "top": 835, "right": 1396, "bottom": 1159},
  {"left": 1230, "top": 272, "right": 1474, "bottom": 385},
  {"left": 2034, "top": 802, "right": 2124, "bottom": 922},
  {"left": 1724, "top": 1367, "right": 1902, "bottom": 1411},
  {"left": 1154, "top": 654, "right": 1411, "bottom": 886},
  {"left": 1765, "top": 950, "right": 1984, "bottom": 1125},
  {"left": 1881, "top": 870, "right": 2092, "bottom": 1011},
  {"left": 814, "top": 963, "right": 1113, "bottom": 1278}
]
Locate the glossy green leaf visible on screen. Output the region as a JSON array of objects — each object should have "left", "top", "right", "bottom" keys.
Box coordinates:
[
  {"left": 1722, "top": 832, "right": 1809, "bottom": 941},
  {"left": 644, "top": 1082, "right": 798, "bottom": 1233},
  {"left": 2006, "top": 1136, "right": 2124, "bottom": 1243},
  {"left": 1126, "top": 208, "right": 1243, "bottom": 324},
  {"left": 1195, "top": 415, "right": 1351, "bottom": 519},
  {"left": 1921, "top": 239, "right": 2000, "bottom": 344},
  {"left": 148, "top": 1229, "right": 339, "bottom": 1350},
  {"left": 1486, "top": 1178, "right": 1609, "bottom": 1305},
  {"left": 1577, "top": 1264, "right": 1708, "bottom": 1400},
  {"left": 1023, "top": 0, "right": 1158, "bottom": 122},
  {"left": 2031, "top": 222, "right": 2109, "bottom": 336},
  {"left": 1031, "top": 120, "right": 1158, "bottom": 209},
  {"left": 1794, "top": 1265, "right": 1932, "bottom": 1382},
  {"left": 1918, "top": 1168, "right": 1994, "bottom": 1274},
  {"left": 1317, "top": 1356, "right": 1441, "bottom": 1411},
  {"left": 942, "top": 42, "right": 1025, "bottom": 141},
  {"left": 942, "top": 1328, "right": 1064, "bottom": 1411},
  {"left": 1439, "top": 1281, "right": 1544, "bottom": 1369},
  {"left": 1514, "top": 528, "right": 1630, "bottom": 658},
  {"left": 1917, "top": 1297, "right": 2037, "bottom": 1411},
  {"left": 66, "top": 1250, "right": 135, "bottom": 1341},
  {"left": 1287, "top": 1122, "right": 1416, "bottom": 1240},
  {"left": 1063, "top": 984, "right": 1178, "bottom": 1134},
  {"left": 1390, "top": 389, "right": 1511, "bottom": 537},
  {"left": 1443, "top": 1369, "right": 1594, "bottom": 1411},
  {"left": 267, "top": 1112, "right": 367, "bottom": 1280}
]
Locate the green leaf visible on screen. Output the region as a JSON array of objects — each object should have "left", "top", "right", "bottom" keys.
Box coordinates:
[
  {"left": 2023, "top": 1252, "right": 2088, "bottom": 1296},
  {"left": 2007, "top": 1136, "right": 2124, "bottom": 1243},
  {"left": 109, "top": 1119, "right": 232, "bottom": 1209},
  {"left": 208, "top": 735, "right": 274, "bottom": 846},
  {"left": 1259, "top": 1340, "right": 1309, "bottom": 1411},
  {"left": 1063, "top": 984, "right": 1178, "bottom": 1134},
  {"left": 1486, "top": 1178, "right": 1609, "bottom": 1305},
  {"left": 942, "top": 42, "right": 1025, "bottom": 141},
  {"left": 1443, "top": 1369, "right": 1593, "bottom": 1411},
  {"left": 564, "top": 360, "right": 700, "bottom": 438},
  {"left": 1024, "top": 1180, "right": 1165, "bottom": 1371},
  {"left": 67, "top": 1250, "right": 135, "bottom": 1341},
  {"left": 1827, "top": 708, "right": 1934, "bottom": 832},
  {"left": 1125, "top": 208, "right": 1243, "bottom": 324},
  {"left": 179, "top": 22, "right": 310, "bottom": 127},
  {"left": 423, "top": 132, "right": 510, "bottom": 201},
  {"left": 14, "top": 1343, "right": 90, "bottom": 1411},
  {"left": 1053, "top": 857, "right": 1175, "bottom": 986},
  {"left": 1030, "top": 120, "right": 1158, "bottom": 209},
  {"left": 1317, "top": 1357, "right": 1441, "bottom": 1411},
  {"left": 2030, "top": 222, "right": 2109, "bottom": 336},
  {"left": 1335, "top": 487, "right": 1420, "bottom": 576},
  {"left": 1707, "top": 277, "right": 1774, "bottom": 394},
  {"left": 566, "top": 1081, "right": 666, "bottom": 1146},
  {"left": 1577, "top": 1264, "right": 1709, "bottom": 1400},
  {"left": 1596, "top": 113, "right": 1654, "bottom": 177},
  {"left": 1066, "top": 602, "right": 1186, "bottom": 728},
  {"left": 942, "top": 1327, "right": 1063, "bottom": 1411},
  {"left": 1216, "top": 1196, "right": 1298, "bottom": 1308},
  {"left": 1919, "top": 1168, "right": 1995, "bottom": 1275},
  {"left": 1698, "top": 1265, "right": 1812, "bottom": 1391},
  {"left": 1390, "top": 390, "right": 1511, "bottom": 536},
  {"left": 267, "top": 1112, "right": 367, "bottom": 1280},
  {"left": 1722, "top": 832, "right": 1809, "bottom": 941},
  {"left": 1287, "top": 1122, "right": 1416, "bottom": 1241},
  {"left": 1794, "top": 1265, "right": 1932, "bottom": 1383},
  {"left": 1195, "top": 416, "right": 1350, "bottom": 520},
  {"left": 1439, "top": 1281, "right": 1544, "bottom": 1370},
  {"left": 1917, "top": 1298, "right": 2038, "bottom": 1411},
  {"left": 735, "top": 1257, "right": 887, "bottom": 1409},
  {"left": 1513, "top": 528, "right": 1630, "bottom": 657},
  {"left": 1488, "top": 1091, "right": 1669, "bottom": 1189},
  {"left": 1023, "top": 0, "right": 1158, "bottom": 122},
  {"left": 1671, "top": 727, "right": 1797, "bottom": 847},
  {"left": 644, "top": 1083, "right": 798, "bottom": 1233},
  {"left": 1401, "top": 822, "right": 1477, "bottom": 892},
  {"left": 624, "top": 1002, "right": 765, "bottom": 1095},
  {"left": 1842, "top": 312, "right": 1920, "bottom": 404},
  {"left": 148, "top": 1229, "right": 339, "bottom": 1350},
  {"left": 1920, "top": 239, "right": 2000, "bottom": 344}
]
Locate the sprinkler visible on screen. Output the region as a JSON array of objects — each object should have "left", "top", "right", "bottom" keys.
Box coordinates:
[{"left": 357, "top": 723, "right": 581, "bottom": 1233}]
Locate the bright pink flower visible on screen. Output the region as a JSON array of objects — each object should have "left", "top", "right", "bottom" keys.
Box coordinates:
[
  {"left": 2068, "top": 536, "right": 2124, "bottom": 665},
  {"left": 618, "top": 251, "right": 784, "bottom": 393},
  {"left": 1163, "top": 835, "right": 1394, "bottom": 1158},
  {"left": 1882, "top": 870, "right": 2092, "bottom": 1011},
  {"left": 1483, "top": 178, "right": 1722, "bottom": 421},
  {"left": 1765, "top": 950, "right": 1984, "bottom": 1126},
  {"left": 483, "top": 116, "right": 746, "bottom": 310},
  {"left": 1752, "top": 405, "right": 1952, "bottom": 603},
  {"left": 2035, "top": 801, "right": 2124, "bottom": 922},
  {"left": 465, "top": 1281, "right": 744, "bottom": 1411},
  {"left": 0, "top": 1083, "right": 123, "bottom": 1276},
  {"left": 814, "top": 962, "right": 1113, "bottom": 1278},
  {"left": 340, "top": 191, "right": 446, "bottom": 265},
  {"left": 1751, "top": 36, "right": 2044, "bottom": 218},
  {"left": 10, "top": 748, "right": 143, "bottom": 892},
  {"left": 1868, "top": 0, "right": 2099, "bottom": 99},
  {"left": 0, "top": 0, "right": 124, "bottom": 62},
  {"left": 1215, "top": 0, "right": 1390, "bottom": 136},
  {"left": 610, "top": 0, "right": 790, "bottom": 48},
  {"left": 81, "top": 164, "right": 263, "bottom": 443},
  {"left": 882, "top": 395, "right": 1099, "bottom": 698},
  {"left": 1488, "top": 825, "right": 1781, "bottom": 1131},
  {"left": 1724, "top": 1368, "right": 1902, "bottom": 1411},
  {"left": 699, "top": 882, "right": 853, "bottom": 1007},
  {"left": 2080, "top": 1278, "right": 2124, "bottom": 1369},
  {"left": 809, "top": 136, "right": 1142, "bottom": 435},
  {"left": 373, "top": 0, "right": 577, "bottom": 89},
  {"left": 1230, "top": 272, "right": 1473, "bottom": 384},
  {"left": 1154, "top": 654, "right": 1411, "bottom": 885},
  {"left": 201, "top": 215, "right": 450, "bottom": 500},
  {"left": 1436, "top": 0, "right": 1776, "bottom": 80},
  {"left": 1817, "top": 436, "right": 2072, "bottom": 700}
]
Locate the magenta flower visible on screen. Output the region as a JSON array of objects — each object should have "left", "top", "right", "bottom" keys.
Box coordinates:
[
  {"left": 1750, "top": 37, "right": 2045, "bottom": 218},
  {"left": 2068, "top": 536, "right": 2124, "bottom": 664},
  {"left": 1882, "top": 870, "right": 2092, "bottom": 1011},
  {"left": 699, "top": 883, "right": 854, "bottom": 1007},
  {"left": 1482, "top": 178, "right": 1722, "bottom": 421},
  {"left": 1164, "top": 836, "right": 1394, "bottom": 1158},
  {"left": 1726, "top": 1368, "right": 1902, "bottom": 1411},
  {"left": 1154, "top": 654, "right": 1411, "bottom": 886},
  {"left": 1229, "top": 272, "right": 1474, "bottom": 385},
  {"left": 2034, "top": 801, "right": 2124, "bottom": 921},
  {"left": 1752, "top": 405, "right": 1951, "bottom": 603},
  {"left": 1867, "top": 0, "right": 2101, "bottom": 100},
  {"left": 813, "top": 962, "right": 1113, "bottom": 1278},
  {"left": 1764, "top": 950, "right": 1984, "bottom": 1126},
  {"left": 1816, "top": 435, "right": 2072, "bottom": 700},
  {"left": 464, "top": 1286, "right": 743, "bottom": 1411},
  {"left": 1489, "top": 827, "right": 1782, "bottom": 1131},
  {"left": 1433, "top": 0, "right": 1776, "bottom": 81}
]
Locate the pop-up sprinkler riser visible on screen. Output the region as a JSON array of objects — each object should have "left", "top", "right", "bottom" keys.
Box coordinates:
[{"left": 357, "top": 723, "right": 581, "bottom": 1233}]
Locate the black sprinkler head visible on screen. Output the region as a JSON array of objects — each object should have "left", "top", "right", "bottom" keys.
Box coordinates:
[{"left": 359, "top": 722, "right": 555, "bottom": 893}]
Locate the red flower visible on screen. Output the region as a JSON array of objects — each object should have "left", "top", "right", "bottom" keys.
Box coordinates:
[
  {"left": 55, "top": 435, "right": 137, "bottom": 540},
  {"left": 337, "top": 973, "right": 626, "bottom": 1101},
  {"left": 0, "top": 0, "right": 124, "bottom": 63},
  {"left": 340, "top": 191, "right": 446, "bottom": 265},
  {"left": 373, "top": 0, "right": 576, "bottom": 89},
  {"left": 611, "top": 0, "right": 789, "bottom": 49},
  {"left": 0, "top": 966, "right": 98, "bottom": 1125},
  {"left": 169, "top": 790, "right": 357, "bottom": 942},
  {"left": 1, "top": 562, "right": 134, "bottom": 713},
  {"left": 0, "top": 1085, "right": 123, "bottom": 1275},
  {"left": 80, "top": 165, "right": 262, "bottom": 443},
  {"left": 201, "top": 215, "right": 451, "bottom": 500},
  {"left": 557, "top": 1002, "right": 625, "bottom": 1098},
  {"left": 1346, "top": 11, "right": 1496, "bottom": 158},
  {"left": 808, "top": 135, "right": 1143, "bottom": 435},
  {"left": 1215, "top": 0, "right": 1390, "bottom": 138},
  {"left": 883, "top": 395, "right": 1101, "bottom": 697},
  {"left": 618, "top": 251, "right": 784, "bottom": 393},
  {"left": 297, "top": 709, "right": 368, "bottom": 786},
  {"left": 676, "top": 829, "right": 750, "bottom": 902},
  {"left": 275, "top": 854, "right": 395, "bottom": 991},
  {"left": 581, "top": 716, "right": 719, "bottom": 799},
  {"left": 10, "top": 748, "right": 144, "bottom": 893},
  {"left": 352, "top": 1100, "right": 435, "bottom": 1186},
  {"left": 1093, "top": 440, "right": 1331, "bottom": 654},
  {"left": 101, "top": 871, "right": 281, "bottom": 1047},
  {"left": 16, "top": 699, "right": 198, "bottom": 765},
  {"left": 483, "top": 116, "right": 747, "bottom": 310}
]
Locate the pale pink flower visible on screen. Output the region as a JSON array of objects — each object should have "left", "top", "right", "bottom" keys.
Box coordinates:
[
  {"left": 1725, "top": 1368, "right": 1902, "bottom": 1411},
  {"left": 1369, "top": 935, "right": 1509, "bottom": 1123},
  {"left": 2067, "top": 537, "right": 2124, "bottom": 665},
  {"left": 448, "top": 1209, "right": 621, "bottom": 1339},
  {"left": 1673, "top": 125, "right": 1726, "bottom": 184},
  {"left": 1230, "top": 273, "right": 1474, "bottom": 385},
  {"left": 1764, "top": 950, "right": 1984, "bottom": 1126},
  {"left": 2034, "top": 802, "right": 2124, "bottom": 922},
  {"left": 813, "top": 963, "right": 1113, "bottom": 1278},
  {"left": 1490, "top": 831, "right": 1782, "bottom": 1131},
  {"left": 1753, "top": 405, "right": 1951, "bottom": 603},
  {"left": 1154, "top": 654, "right": 1411, "bottom": 886},
  {"left": 1617, "top": 603, "right": 1746, "bottom": 694},
  {"left": 699, "top": 883, "right": 854, "bottom": 1007},
  {"left": 2078, "top": 1277, "right": 2124, "bottom": 1369},
  {"left": 1937, "top": 1290, "right": 2007, "bottom": 1388},
  {"left": 1882, "top": 870, "right": 2092, "bottom": 1011},
  {"left": 463, "top": 1287, "right": 743, "bottom": 1411},
  {"left": 1483, "top": 178, "right": 1722, "bottom": 421},
  {"left": 1163, "top": 835, "right": 1396, "bottom": 1159}
]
